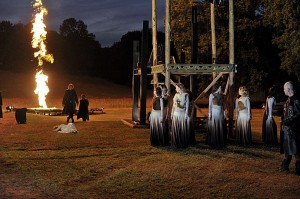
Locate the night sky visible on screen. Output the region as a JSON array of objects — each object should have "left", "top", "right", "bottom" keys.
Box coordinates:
[{"left": 0, "top": 0, "right": 166, "bottom": 47}]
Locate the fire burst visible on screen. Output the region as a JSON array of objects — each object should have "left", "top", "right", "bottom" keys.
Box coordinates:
[{"left": 31, "top": 0, "right": 54, "bottom": 108}]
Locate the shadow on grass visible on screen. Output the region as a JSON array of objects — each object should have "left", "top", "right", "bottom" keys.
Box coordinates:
[{"left": 154, "top": 139, "right": 278, "bottom": 159}]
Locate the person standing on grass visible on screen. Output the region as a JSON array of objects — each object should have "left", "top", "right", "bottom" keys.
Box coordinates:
[
  {"left": 62, "top": 83, "right": 78, "bottom": 123},
  {"left": 0, "top": 91, "right": 3, "bottom": 118},
  {"left": 160, "top": 84, "right": 171, "bottom": 143},
  {"left": 185, "top": 88, "right": 196, "bottom": 145},
  {"left": 279, "top": 81, "right": 300, "bottom": 175},
  {"left": 77, "top": 94, "right": 89, "bottom": 122},
  {"left": 170, "top": 83, "right": 189, "bottom": 148},
  {"left": 206, "top": 85, "right": 226, "bottom": 148},
  {"left": 150, "top": 86, "right": 169, "bottom": 146},
  {"left": 235, "top": 86, "right": 252, "bottom": 146},
  {"left": 262, "top": 86, "right": 278, "bottom": 146}
]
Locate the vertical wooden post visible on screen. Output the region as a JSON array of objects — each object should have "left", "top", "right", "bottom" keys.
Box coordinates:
[
  {"left": 132, "top": 40, "right": 140, "bottom": 121},
  {"left": 191, "top": 6, "right": 198, "bottom": 64},
  {"left": 191, "top": 6, "right": 198, "bottom": 118},
  {"left": 210, "top": 2, "right": 217, "bottom": 79},
  {"left": 227, "top": 0, "right": 235, "bottom": 138},
  {"left": 140, "top": 21, "right": 149, "bottom": 125},
  {"left": 152, "top": 0, "right": 158, "bottom": 87},
  {"left": 165, "top": 0, "right": 171, "bottom": 93}
]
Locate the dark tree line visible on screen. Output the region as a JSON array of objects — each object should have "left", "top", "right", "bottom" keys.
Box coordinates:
[
  {"left": 170, "top": 0, "right": 300, "bottom": 94},
  {"left": 0, "top": 18, "right": 157, "bottom": 86},
  {"left": 1, "top": 0, "right": 300, "bottom": 91}
]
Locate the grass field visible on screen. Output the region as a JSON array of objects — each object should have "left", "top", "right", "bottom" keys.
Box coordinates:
[{"left": 0, "top": 70, "right": 300, "bottom": 198}]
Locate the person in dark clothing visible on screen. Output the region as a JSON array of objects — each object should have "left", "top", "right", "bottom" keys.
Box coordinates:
[
  {"left": 62, "top": 83, "right": 78, "bottom": 123},
  {"left": 280, "top": 81, "right": 300, "bottom": 176},
  {"left": 0, "top": 92, "right": 3, "bottom": 118},
  {"left": 77, "top": 94, "right": 89, "bottom": 122}
]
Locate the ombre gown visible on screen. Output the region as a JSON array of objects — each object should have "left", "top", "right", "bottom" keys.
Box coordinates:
[
  {"left": 150, "top": 96, "right": 169, "bottom": 146},
  {"left": 170, "top": 92, "right": 189, "bottom": 148},
  {"left": 186, "top": 91, "right": 196, "bottom": 145},
  {"left": 207, "top": 93, "right": 226, "bottom": 148},
  {"left": 161, "top": 94, "right": 170, "bottom": 144},
  {"left": 235, "top": 96, "right": 252, "bottom": 146},
  {"left": 262, "top": 96, "right": 278, "bottom": 146}
]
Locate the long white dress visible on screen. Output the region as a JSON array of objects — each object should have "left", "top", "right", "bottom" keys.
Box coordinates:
[
  {"left": 235, "top": 96, "right": 252, "bottom": 146},
  {"left": 207, "top": 93, "right": 226, "bottom": 148},
  {"left": 262, "top": 96, "right": 278, "bottom": 145},
  {"left": 150, "top": 96, "right": 169, "bottom": 146},
  {"left": 170, "top": 92, "right": 189, "bottom": 148}
]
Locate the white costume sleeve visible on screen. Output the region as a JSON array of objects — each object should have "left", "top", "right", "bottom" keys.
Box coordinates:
[
  {"left": 268, "top": 97, "right": 274, "bottom": 119},
  {"left": 208, "top": 93, "right": 213, "bottom": 120},
  {"left": 185, "top": 93, "right": 189, "bottom": 119},
  {"left": 171, "top": 94, "right": 177, "bottom": 119},
  {"left": 246, "top": 97, "right": 251, "bottom": 120},
  {"left": 235, "top": 98, "right": 239, "bottom": 120},
  {"left": 160, "top": 97, "right": 164, "bottom": 122}
]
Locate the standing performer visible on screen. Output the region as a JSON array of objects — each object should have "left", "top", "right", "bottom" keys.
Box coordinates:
[
  {"left": 62, "top": 83, "right": 79, "bottom": 123},
  {"left": 77, "top": 94, "right": 89, "bottom": 122},
  {"left": 262, "top": 86, "right": 278, "bottom": 146},
  {"left": 280, "top": 81, "right": 300, "bottom": 175},
  {"left": 185, "top": 89, "right": 196, "bottom": 145},
  {"left": 207, "top": 85, "right": 226, "bottom": 148},
  {"left": 150, "top": 86, "right": 169, "bottom": 146},
  {"left": 235, "top": 86, "right": 252, "bottom": 146},
  {"left": 160, "top": 85, "right": 171, "bottom": 141},
  {"left": 170, "top": 83, "right": 189, "bottom": 148}
]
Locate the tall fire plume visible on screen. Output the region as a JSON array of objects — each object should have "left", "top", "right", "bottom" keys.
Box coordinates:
[{"left": 31, "top": 0, "right": 54, "bottom": 108}]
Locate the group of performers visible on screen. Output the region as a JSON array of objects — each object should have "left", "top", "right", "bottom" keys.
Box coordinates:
[
  {"left": 149, "top": 81, "right": 300, "bottom": 175},
  {"left": 150, "top": 83, "right": 194, "bottom": 148}
]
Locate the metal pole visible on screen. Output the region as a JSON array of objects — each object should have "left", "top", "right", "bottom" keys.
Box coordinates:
[
  {"left": 152, "top": 0, "right": 158, "bottom": 87},
  {"left": 165, "top": 0, "right": 171, "bottom": 93}
]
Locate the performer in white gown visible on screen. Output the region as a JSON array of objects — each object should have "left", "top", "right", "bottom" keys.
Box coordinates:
[
  {"left": 170, "top": 83, "right": 189, "bottom": 148},
  {"left": 262, "top": 86, "right": 278, "bottom": 146},
  {"left": 185, "top": 89, "right": 196, "bottom": 145},
  {"left": 150, "top": 86, "right": 169, "bottom": 146},
  {"left": 235, "top": 86, "right": 252, "bottom": 146},
  {"left": 160, "top": 84, "right": 170, "bottom": 142},
  {"left": 207, "top": 85, "right": 226, "bottom": 148}
]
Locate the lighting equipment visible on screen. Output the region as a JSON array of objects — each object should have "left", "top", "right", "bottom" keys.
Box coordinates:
[{"left": 6, "top": 105, "right": 14, "bottom": 112}]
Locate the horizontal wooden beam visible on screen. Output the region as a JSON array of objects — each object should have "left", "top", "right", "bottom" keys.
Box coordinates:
[{"left": 151, "top": 64, "right": 164, "bottom": 74}]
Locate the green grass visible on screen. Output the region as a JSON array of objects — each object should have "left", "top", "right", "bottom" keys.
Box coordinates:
[
  {"left": 1, "top": 70, "right": 300, "bottom": 198},
  {"left": 1, "top": 109, "right": 300, "bottom": 199}
]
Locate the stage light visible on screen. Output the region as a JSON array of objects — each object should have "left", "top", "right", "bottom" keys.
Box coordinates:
[{"left": 6, "top": 106, "right": 14, "bottom": 111}]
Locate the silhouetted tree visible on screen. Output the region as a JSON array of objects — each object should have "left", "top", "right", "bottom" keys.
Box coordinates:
[
  {"left": 262, "top": 0, "right": 300, "bottom": 82},
  {"left": 58, "top": 18, "right": 101, "bottom": 75},
  {"left": 0, "top": 21, "right": 33, "bottom": 71}
]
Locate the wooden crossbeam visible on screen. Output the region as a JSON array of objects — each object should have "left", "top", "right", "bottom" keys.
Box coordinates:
[
  {"left": 151, "top": 64, "right": 164, "bottom": 74},
  {"left": 161, "top": 71, "right": 177, "bottom": 87},
  {"left": 194, "top": 72, "right": 225, "bottom": 104}
]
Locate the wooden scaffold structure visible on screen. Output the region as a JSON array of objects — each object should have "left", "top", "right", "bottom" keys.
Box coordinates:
[{"left": 132, "top": 0, "right": 236, "bottom": 136}]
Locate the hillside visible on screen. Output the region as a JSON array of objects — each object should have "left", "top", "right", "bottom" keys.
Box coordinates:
[{"left": 0, "top": 69, "right": 133, "bottom": 108}]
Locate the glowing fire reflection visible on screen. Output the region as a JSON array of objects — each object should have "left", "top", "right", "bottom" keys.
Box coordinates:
[{"left": 31, "top": 0, "right": 54, "bottom": 108}]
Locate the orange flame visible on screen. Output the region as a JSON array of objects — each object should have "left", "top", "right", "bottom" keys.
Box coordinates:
[{"left": 31, "top": 0, "right": 54, "bottom": 108}]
